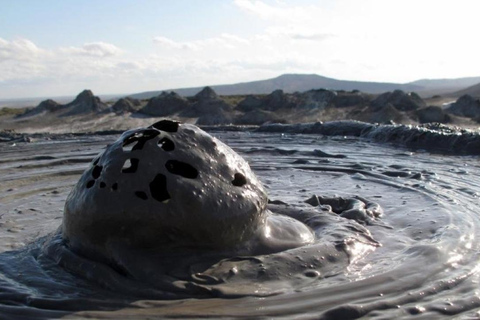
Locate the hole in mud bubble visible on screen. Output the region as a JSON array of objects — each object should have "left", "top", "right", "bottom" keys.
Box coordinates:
[
  {"left": 99, "top": 182, "right": 106, "bottom": 188},
  {"left": 165, "top": 160, "right": 198, "bottom": 179},
  {"left": 122, "top": 130, "right": 160, "bottom": 152},
  {"left": 158, "top": 137, "right": 175, "bottom": 151},
  {"left": 122, "top": 158, "right": 139, "bottom": 173},
  {"left": 86, "top": 180, "right": 95, "bottom": 189},
  {"left": 92, "top": 157, "right": 100, "bottom": 166},
  {"left": 149, "top": 174, "right": 170, "bottom": 202},
  {"left": 232, "top": 173, "right": 247, "bottom": 187},
  {"left": 135, "top": 191, "right": 148, "bottom": 200},
  {"left": 111, "top": 183, "right": 118, "bottom": 191},
  {"left": 150, "top": 120, "right": 180, "bottom": 132},
  {"left": 122, "top": 135, "right": 138, "bottom": 152},
  {"left": 92, "top": 165, "right": 103, "bottom": 179},
  {"left": 132, "top": 130, "right": 160, "bottom": 151}
]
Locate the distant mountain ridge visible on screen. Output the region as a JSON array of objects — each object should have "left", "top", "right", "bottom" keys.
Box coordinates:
[
  {"left": 129, "top": 74, "right": 480, "bottom": 100},
  {"left": 410, "top": 76, "right": 480, "bottom": 89},
  {"left": 452, "top": 82, "right": 480, "bottom": 98},
  {"left": 409, "top": 76, "right": 480, "bottom": 97}
]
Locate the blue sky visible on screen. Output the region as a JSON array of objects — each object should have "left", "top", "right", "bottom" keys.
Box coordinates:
[{"left": 1, "top": 0, "right": 479, "bottom": 99}]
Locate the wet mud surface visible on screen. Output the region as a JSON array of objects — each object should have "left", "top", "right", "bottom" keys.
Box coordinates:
[{"left": 1, "top": 127, "right": 480, "bottom": 319}]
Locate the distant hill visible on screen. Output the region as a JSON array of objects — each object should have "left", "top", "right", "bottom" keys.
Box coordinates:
[
  {"left": 129, "top": 74, "right": 423, "bottom": 100},
  {"left": 128, "top": 74, "right": 480, "bottom": 100},
  {"left": 451, "top": 82, "right": 480, "bottom": 98},
  {"left": 408, "top": 77, "right": 480, "bottom": 97}
]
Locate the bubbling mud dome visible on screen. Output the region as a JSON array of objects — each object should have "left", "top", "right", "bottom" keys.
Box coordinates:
[
  {"left": 48, "top": 119, "right": 380, "bottom": 298},
  {"left": 1, "top": 120, "right": 480, "bottom": 319}
]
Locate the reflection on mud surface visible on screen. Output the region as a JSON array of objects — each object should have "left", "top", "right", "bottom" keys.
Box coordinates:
[{"left": 1, "top": 128, "right": 480, "bottom": 319}]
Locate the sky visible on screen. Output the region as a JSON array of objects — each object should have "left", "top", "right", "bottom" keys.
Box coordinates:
[{"left": 0, "top": 0, "right": 479, "bottom": 99}]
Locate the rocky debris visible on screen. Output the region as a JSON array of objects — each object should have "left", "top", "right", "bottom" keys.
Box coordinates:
[
  {"left": 179, "top": 87, "right": 233, "bottom": 118},
  {"left": 415, "top": 106, "right": 451, "bottom": 124},
  {"left": 196, "top": 109, "right": 233, "bottom": 125},
  {"left": 0, "top": 130, "right": 25, "bottom": 143},
  {"left": 237, "top": 95, "right": 264, "bottom": 112},
  {"left": 139, "top": 92, "right": 189, "bottom": 116},
  {"left": 36, "top": 99, "right": 63, "bottom": 112},
  {"left": 20, "top": 99, "right": 63, "bottom": 117},
  {"left": 234, "top": 109, "right": 282, "bottom": 125},
  {"left": 446, "top": 94, "right": 480, "bottom": 118},
  {"left": 112, "top": 97, "right": 142, "bottom": 114},
  {"left": 297, "top": 89, "right": 336, "bottom": 109},
  {"left": 0, "top": 130, "right": 54, "bottom": 143},
  {"left": 263, "top": 90, "right": 297, "bottom": 111},
  {"left": 332, "top": 91, "right": 371, "bottom": 108},
  {"left": 6, "top": 86, "right": 467, "bottom": 129},
  {"left": 15, "top": 90, "right": 108, "bottom": 118},
  {"left": 194, "top": 86, "right": 218, "bottom": 101},
  {"left": 357, "top": 104, "right": 411, "bottom": 124},
  {"left": 64, "top": 90, "right": 109, "bottom": 115},
  {"left": 236, "top": 89, "right": 370, "bottom": 113},
  {"left": 371, "top": 90, "right": 426, "bottom": 111},
  {"left": 236, "top": 90, "right": 297, "bottom": 112}
]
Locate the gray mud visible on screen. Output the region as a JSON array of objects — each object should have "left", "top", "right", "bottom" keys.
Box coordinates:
[
  {"left": 256, "top": 121, "right": 480, "bottom": 155},
  {"left": 1, "top": 125, "right": 480, "bottom": 319}
]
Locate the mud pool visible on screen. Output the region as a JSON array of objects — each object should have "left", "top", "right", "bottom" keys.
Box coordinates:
[{"left": 1, "top": 126, "right": 480, "bottom": 319}]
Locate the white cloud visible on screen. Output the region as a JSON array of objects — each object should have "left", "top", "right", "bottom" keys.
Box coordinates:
[
  {"left": 115, "top": 61, "right": 143, "bottom": 70},
  {"left": 234, "top": 0, "right": 312, "bottom": 22},
  {"left": 219, "top": 33, "right": 249, "bottom": 45},
  {"left": 0, "top": 39, "right": 129, "bottom": 98},
  {"left": 61, "top": 42, "right": 122, "bottom": 57},
  {"left": 264, "top": 25, "right": 334, "bottom": 43},
  {"left": 153, "top": 36, "right": 199, "bottom": 50},
  {"left": 2, "top": 0, "right": 480, "bottom": 99},
  {"left": 0, "top": 38, "right": 44, "bottom": 61},
  {"left": 153, "top": 33, "right": 250, "bottom": 51},
  {"left": 234, "top": 1, "right": 335, "bottom": 44},
  {"left": 289, "top": 33, "right": 333, "bottom": 42},
  {"left": 231, "top": 0, "right": 480, "bottom": 83}
]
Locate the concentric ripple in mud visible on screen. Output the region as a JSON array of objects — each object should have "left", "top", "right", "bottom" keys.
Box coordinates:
[{"left": 1, "top": 129, "right": 480, "bottom": 319}]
